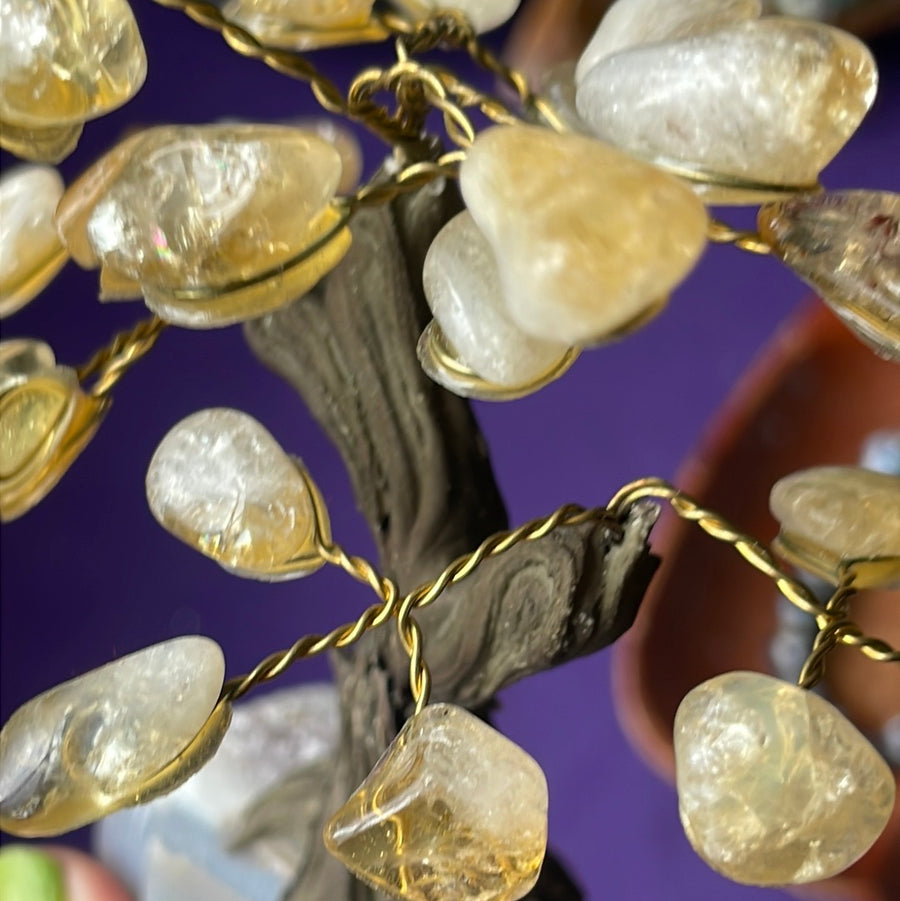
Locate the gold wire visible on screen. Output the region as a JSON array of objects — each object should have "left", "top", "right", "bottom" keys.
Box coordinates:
[
  {"left": 707, "top": 219, "right": 774, "bottom": 256},
  {"left": 75, "top": 316, "right": 167, "bottom": 399},
  {"left": 607, "top": 477, "right": 900, "bottom": 665}
]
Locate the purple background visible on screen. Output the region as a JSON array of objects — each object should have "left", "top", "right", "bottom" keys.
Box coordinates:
[{"left": 1, "top": 5, "right": 898, "bottom": 899}]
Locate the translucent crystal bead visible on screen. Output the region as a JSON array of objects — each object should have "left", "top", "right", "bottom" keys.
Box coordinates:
[
  {"left": 0, "top": 0, "right": 146, "bottom": 130},
  {"left": 758, "top": 191, "right": 899, "bottom": 361},
  {"left": 221, "top": 0, "right": 376, "bottom": 49},
  {"left": 576, "top": 19, "right": 877, "bottom": 201},
  {"left": 0, "top": 361, "right": 106, "bottom": 522},
  {"left": 0, "top": 637, "right": 228, "bottom": 837},
  {"left": 770, "top": 466, "right": 900, "bottom": 588},
  {"left": 400, "top": 0, "right": 521, "bottom": 33},
  {"left": 575, "top": 0, "right": 761, "bottom": 84},
  {"left": 0, "top": 119, "right": 83, "bottom": 164},
  {"left": 324, "top": 704, "right": 548, "bottom": 901},
  {"left": 674, "top": 671, "right": 895, "bottom": 885},
  {"left": 459, "top": 125, "right": 707, "bottom": 345},
  {"left": 146, "top": 408, "right": 328, "bottom": 580},
  {"left": 0, "top": 166, "right": 68, "bottom": 317},
  {"left": 422, "top": 211, "right": 570, "bottom": 388},
  {"left": 56, "top": 130, "right": 163, "bottom": 269},
  {"left": 83, "top": 124, "right": 350, "bottom": 328}
]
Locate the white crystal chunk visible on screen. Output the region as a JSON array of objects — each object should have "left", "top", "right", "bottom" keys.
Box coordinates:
[
  {"left": 146, "top": 408, "right": 320, "bottom": 580},
  {"left": 675, "top": 671, "right": 895, "bottom": 885},
  {"left": 0, "top": 636, "right": 226, "bottom": 836},
  {"left": 576, "top": 19, "right": 877, "bottom": 193},
  {"left": 423, "top": 211, "right": 570, "bottom": 386},
  {"left": 575, "top": 0, "right": 761, "bottom": 84},
  {"left": 460, "top": 125, "right": 707, "bottom": 345},
  {"left": 0, "top": 165, "right": 67, "bottom": 317}
]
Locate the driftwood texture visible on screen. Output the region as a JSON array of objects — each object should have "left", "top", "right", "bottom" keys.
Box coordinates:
[{"left": 244, "top": 174, "right": 659, "bottom": 900}]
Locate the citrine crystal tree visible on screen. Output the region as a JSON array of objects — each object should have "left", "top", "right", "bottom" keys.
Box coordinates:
[{"left": 1, "top": 2, "right": 899, "bottom": 901}]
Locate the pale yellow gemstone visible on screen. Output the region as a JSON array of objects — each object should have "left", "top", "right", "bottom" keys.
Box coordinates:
[
  {"left": 0, "top": 339, "right": 56, "bottom": 396},
  {"left": 0, "top": 0, "right": 146, "bottom": 129},
  {"left": 292, "top": 118, "right": 363, "bottom": 193},
  {"left": 84, "top": 124, "right": 349, "bottom": 327},
  {"left": 758, "top": 190, "right": 900, "bottom": 362},
  {"left": 422, "top": 211, "right": 571, "bottom": 388},
  {"left": 0, "top": 118, "right": 83, "bottom": 164},
  {"left": 222, "top": 0, "right": 375, "bottom": 49},
  {"left": 0, "top": 365, "right": 106, "bottom": 522},
  {"left": 575, "top": 0, "right": 761, "bottom": 83},
  {"left": 770, "top": 466, "right": 900, "bottom": 588},
  {"left": 324, "top": 703, "right": 548, "bottom": 901},
  {"left": 576, "top": 19, "right": 878, "bottom": 198},
  {"left": 56, "top": 129, "right": 165, "bottom": 269},
  {"left": 675, "top": 671, "right": 895, "bottom": 885},
  {"left": 459, "top": 125, "right": 708, "bottom": 345},
  {"left": 146, "top": 408, "right": 326, "bottom": 579},
  {"left": 0, "top": 165, "right": 68, "bottom": 317},
  {"left": 0, "top": 637, "right": 227, "bottom": 837}
]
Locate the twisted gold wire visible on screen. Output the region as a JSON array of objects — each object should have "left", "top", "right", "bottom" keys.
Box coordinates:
[
  {"left": 707, "top": 219, "right": 773, "bottom": 255},
  {"left": 797, "top": 569, "right": 858, "bottom": 689},
  {"left": 607, "top": 478, "right": 900, "bottom": 665},
  {"left": 76, "top": 316, "right": 167, "bottom": 398},
  {"left": 150, "top": 0, "right": 410, "bottom": 144}
]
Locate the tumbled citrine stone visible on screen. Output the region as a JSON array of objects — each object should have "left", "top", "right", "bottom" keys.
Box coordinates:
[
  {"left": 0, "top": 166, "right": 68, "bottom": 317},
  {"left": 576, "top": 19, "right": 877, "bottom": 201},
  {"left": 146, "top": 408, "right": 328, "bottom": 579},
  {"left": 0, "top": 339, "right": 57, "bottom": 395},
  {"left": 759, "top": 191, "right": 899, "bottom": 361},
  {"left": 0, "top": 0, "right": 146, "bottom": 130},
  {"left": 770, "top": 466, "right": 900, "bottom": 588},
  {"left": 401, "top": 0, "right": 521, "bottom": 33},
  {"left": 325, "top": 704, "right": 548, "bottom": 901},
  {"left": 0, "top": 118, "right": 83, "bottom": 164},
  {"left": 460, "top": 125, "right": 707, "bottom": 345},
  {"left": 422, "top": 211, "right": 570, "bottom": 389},
  {"left": 222, "top": 0, "right": 377, "bottom": 49},
  {"left": 576, "top": 0, "right": 761, "bottom": 83},
  {"left": 675, "top": 672, "right": 895, "bottom": 885},
  {"left": 0, "top": 362, "right": 106, "bottom": 522},
  {"left": 0, "top": 637, "right": 228, "bottom": 837},
  {"left": 84, "top": 124, "right": 350, "bottom": 327}
]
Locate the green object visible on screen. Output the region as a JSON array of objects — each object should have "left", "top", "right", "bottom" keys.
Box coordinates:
[{"left": 0, "top": 846, "right": 65, "bottom": 901}]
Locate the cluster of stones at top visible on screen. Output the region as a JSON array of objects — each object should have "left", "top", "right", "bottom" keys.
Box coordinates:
[
  {"left": 222, "top": 0, "right": 522, "bottom": 45},
  {"left": 0, "top": 0, "right": 146, "bottom": 162}
]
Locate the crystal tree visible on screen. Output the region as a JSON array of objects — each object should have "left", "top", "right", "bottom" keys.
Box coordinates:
[{"left": 1, "top": 2, "right": 898, "bottom": 901}]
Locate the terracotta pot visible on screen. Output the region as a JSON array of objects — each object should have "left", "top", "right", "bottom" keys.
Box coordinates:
[{"left": 611, "top": 303, "right": 900, "bottom": 901}]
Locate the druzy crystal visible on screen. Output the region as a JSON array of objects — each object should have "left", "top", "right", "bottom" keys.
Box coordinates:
[
  {"left": 325, "top": 704, "right": 548, "bottom": 901},
  {"left": 80, "top": 124, "right": 350, "bottom": 327},
  {"left": 0, "top": 166, "right": 67, "bottom": 317},
  {"left": 459, "top": 125, "right": 707, "bottom": 345},
  {"left": 146, "top": 408, "right": 325, "bottom": 579},
  {"left": 0, "top": 637, "right": 227, "bottom": 836},
  {"left": 770, "top": 466, "right": 900, "bottom": 587},
  {"left": 575, "top": 0, "right": 761, "bottom": 83},
  {"left": 0, "top": 0, "right": 146, "bottom": 148},
  {"left": 576, "top": 19, "right": 877, "bottom": 200},
  {"left": 675, "top": 671, "right": 895, "bottom": 885},
  {"left": 422, "top": 211, "right": 569, "bottom": 388},
  {"left": 759, "top": 190, "right": 899, "bottom": 361}
]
